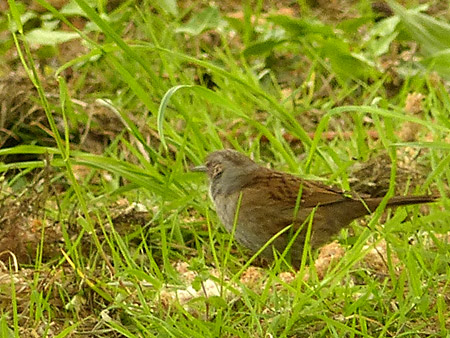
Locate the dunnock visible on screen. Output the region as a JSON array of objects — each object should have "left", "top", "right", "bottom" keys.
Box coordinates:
[{"left": 193, "top": 149, "right": 437, "bottom": 266}]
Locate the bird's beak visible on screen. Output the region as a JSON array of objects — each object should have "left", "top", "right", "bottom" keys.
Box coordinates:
[{"left": 191, "top": 165, "right": 207, "bottom": 172}]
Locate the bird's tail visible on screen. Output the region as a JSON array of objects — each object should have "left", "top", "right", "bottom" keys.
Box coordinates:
[{"left": 364, "top": 195, "right": 438, "bottom": 212}]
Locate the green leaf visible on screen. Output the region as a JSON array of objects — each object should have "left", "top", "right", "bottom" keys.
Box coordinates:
[
  {"left": 322, "top": 39, "right": 376, "bottom": 80},
  {"left": 73, "top": 153, "right": 176, "bottom": 198},
  {"left": 243, "top": 39, "right": 285, "bottom": 57},
  {"left": 25, "top": 29, "right": 79, "bottom": 45},
  {"left": 268, "top": 15, "right": 334, "bottom": 37},
  {"left": 158, "top": 84, "right": 244, "bottom": 151},
  {"left": 175, "top": 7, "right": 221, "bottom": 35},
  {"left": 158, "top": 85, "right": 194, "bottom": 151},
  {"left": 387, "top": 1, "right": 450, "bottom": 55},
  {"left": 0, "top": 315, "right": 14, "bottom": 338},
  {"left": 366, "top": 16, "right": 400, "bottom": 56},
  {"left": 158, "top": 0, "right": 178, "bottom": 16},
  {"left": 7, "top": 0, "right": 26, "bottom": 33},
  {"left": 372, "top": 16, "right": 399, "bottom": 37},
  {"left": 337, "top": 16, "right": 373, "bottom": 33},
  {"left": 421, "top": 49, "right": 450, "bottom": 79},
  {"left": 60, "top": 0, "right": 97, "bottom": 16},
  {"left": 206, "top": 295, "right": 227, "bottom": 309}
]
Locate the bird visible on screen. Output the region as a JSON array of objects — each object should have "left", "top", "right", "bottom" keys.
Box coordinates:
[{"left": 192, "top": 149, "right": 437, "bottom": 267}]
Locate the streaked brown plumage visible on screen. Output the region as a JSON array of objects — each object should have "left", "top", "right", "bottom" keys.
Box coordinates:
[{"left": 193, "top": 149, "right": 437, "bottom": 267}]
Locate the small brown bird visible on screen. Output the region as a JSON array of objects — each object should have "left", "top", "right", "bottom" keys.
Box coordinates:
[{"left": 193, "top": 149, "right": 437, "bottom": 267}]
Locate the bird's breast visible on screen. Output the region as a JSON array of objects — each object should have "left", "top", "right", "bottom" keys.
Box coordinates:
[{"left": 210, "top": 191, "right": 239, "bottom": 233}]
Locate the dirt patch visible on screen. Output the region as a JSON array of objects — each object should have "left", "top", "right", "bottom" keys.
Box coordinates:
[{"left": 0, "top": 166, "right": 62, "bottom": 265}]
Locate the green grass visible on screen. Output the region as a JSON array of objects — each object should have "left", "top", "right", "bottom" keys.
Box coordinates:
[{"left": 0, "top": 0, "right": 449, "bottom": 336}]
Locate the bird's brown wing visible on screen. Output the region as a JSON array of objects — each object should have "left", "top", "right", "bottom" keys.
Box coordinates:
[
  {"left": 239, "top": 170, "right": 364, "bottom": 253},
  {"left": 246, "top": 169, "right": 351, "bottom": 209}
]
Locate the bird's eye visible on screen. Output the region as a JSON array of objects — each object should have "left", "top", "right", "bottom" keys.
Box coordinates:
[{"left": 212, "top": 164, "right": 223, "bottom": 179}]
